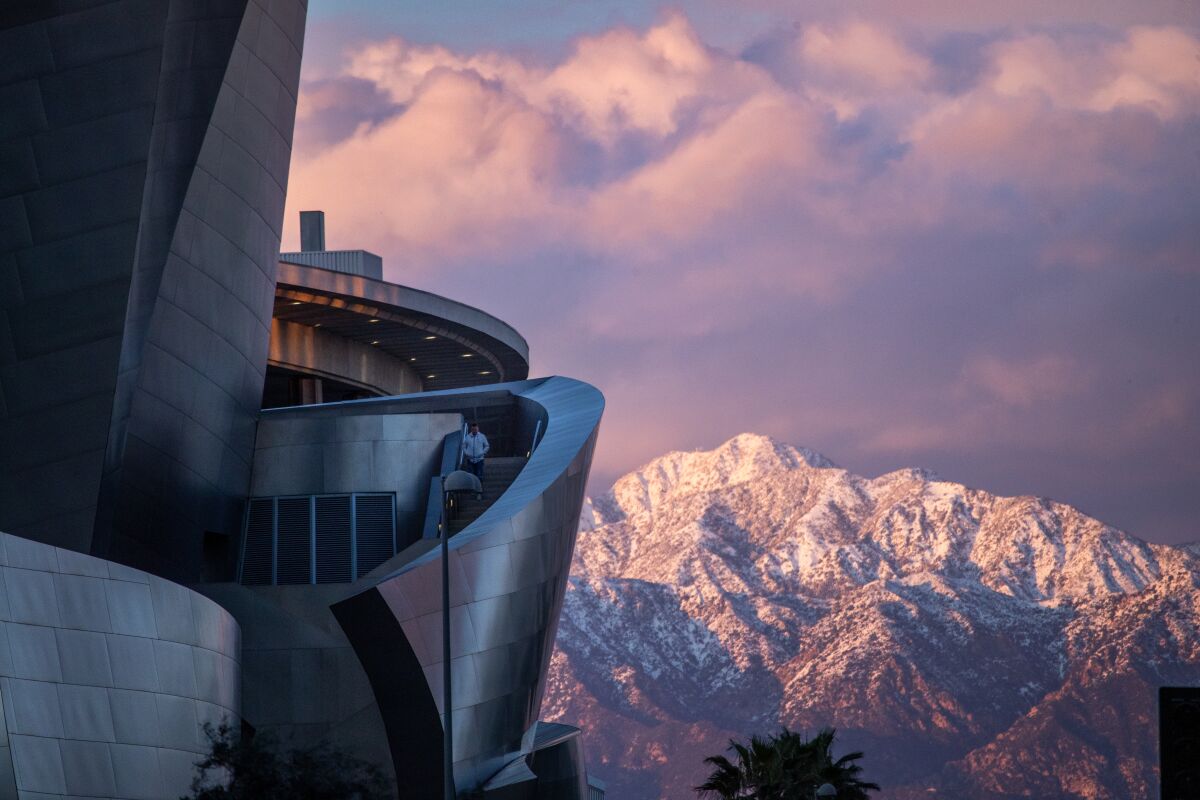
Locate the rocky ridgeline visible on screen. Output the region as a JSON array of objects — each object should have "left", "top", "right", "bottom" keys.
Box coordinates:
[{"left": 544, "top": 434, "right": 1200, "bottom": 799}]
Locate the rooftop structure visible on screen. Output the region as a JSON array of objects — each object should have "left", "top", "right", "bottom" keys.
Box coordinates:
[
  {"left": 280, "top": 208, "right": 384, "bottom": 279},
  {"left": 0, "top": 5, "right": 602, "bottom": 799}
]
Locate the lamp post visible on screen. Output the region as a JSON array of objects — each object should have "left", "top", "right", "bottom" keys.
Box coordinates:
[
  {"left": 439, "top": 469, "right": 483, "bottom": 800},
  {"left": 816, "top": 783, "right": 838, "bottom": 799}
]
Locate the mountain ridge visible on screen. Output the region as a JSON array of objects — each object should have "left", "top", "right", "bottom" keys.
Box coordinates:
[{"left": 545, "top": 433, "right": 1199, "bottom": 799}]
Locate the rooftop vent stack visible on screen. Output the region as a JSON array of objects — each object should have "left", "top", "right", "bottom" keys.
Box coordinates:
[{"left": 299, "top": 210, "right": 325, "bottom": 252}]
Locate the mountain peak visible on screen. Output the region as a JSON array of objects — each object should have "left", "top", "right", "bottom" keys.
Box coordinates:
[
  {"left": 552, "top": 436, "right": 1199, "bottom": 799},
  {"left": 598, "top": 433, "right": 835, "bottom": 521}
]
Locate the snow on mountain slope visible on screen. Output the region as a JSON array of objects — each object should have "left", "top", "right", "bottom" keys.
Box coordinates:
[{"left": 543, "top": 433, "right": 1199, "bottom": 799}]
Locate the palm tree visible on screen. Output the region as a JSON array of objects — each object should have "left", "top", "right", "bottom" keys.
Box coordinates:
[{"left": 695, "top": 727, "right": 879, "bottom": 800}]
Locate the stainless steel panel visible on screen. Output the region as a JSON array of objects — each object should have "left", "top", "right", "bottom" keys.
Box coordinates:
[
  {"left": 0, "top": 569, "right": 10, "bottom": 621},
  {"left": 104, "top": 634, "right": 160, "bottom": 692},
  {"left": 154, "top": 693, "right": 201, "bottom": 750},
  {"left": 103, "top": 581, "right": 157, "bottom": 639},
  {"left": 149, "top": 576, "right": 198, "bottom": 646},
  {"left": 53, "top": 573, "right": 110, "bottom": 631},
  {"left": 52, "top": 546, "right": 109, "bottom": 578},
  {"left": 459, "top": 544, "right": 517, "bottom": 602},
  {"left": 55, "top": 629, "right": 113, "bottom": 687},
  {"left": 159, "top": 744, "right": 202, "bottom": 796},
  {"left": 5, "top": 678, "right": 63, "bottom": 737},
  {"left": 57, "top": 683, "right": 116, "bottom": 742},
  {"left": 108, "top": 742, "right": 165, "bottom": 800},
  {"left": 153, "top": 640, "right": 199, "bottom": 699},
  {"left": 108, "top": 689, "right": 161, "bottom": 747},
  {"left": 59, "top": 738, "right": 117, "bottom": 796},
  {"left": 3, "top": 568, "right": 60, "bottom": 627},
  {"left": 6, "top": 624, "right": 61, "bottom": 682},
  {"left": 8, "top": 735, "right": 66, "bottom": 794},
  {"left": 191, "top": 591, "right": 237, "bottom": 657},
  {"left": 2, "top": 534, "right": 58, "bottom": 573}
]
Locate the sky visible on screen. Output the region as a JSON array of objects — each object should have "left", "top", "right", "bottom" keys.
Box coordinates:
[{"left": 282, "top": 1, "right": 1200, "bottom": 545}]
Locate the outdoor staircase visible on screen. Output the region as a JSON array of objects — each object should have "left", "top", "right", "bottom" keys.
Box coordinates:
[{"left": 446, "top": 456, "right": 527, "bottom": 535}]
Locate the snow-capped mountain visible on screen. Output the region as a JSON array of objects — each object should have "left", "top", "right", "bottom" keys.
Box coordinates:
[{"left": 543, "top": 433, "right": 1200, "bottom": 799}]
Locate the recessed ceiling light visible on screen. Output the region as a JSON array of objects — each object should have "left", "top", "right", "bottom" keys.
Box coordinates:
[
  {"left": 313, "top": 323, "right": 322, "bottom": 328},
  {"left": 368, "top": 319, "right": 379, "bottom": 323},
  {"left": 409, "top": 357, "right": 416, "bottom": 362},
  {"left": 371, "top": 340, "right": 380, "bottom": 345},
  {"left": 423, "top": 335, "right": 436, "bottom": 340},
  {"left": 479, "top": 370, "right": 491, "bottom": 375},
  {"left": 290, "top": 301, "right": 302, "bottom": 306},
  {"left": 461, "top": 353, "right": 473, "bottom": 358},
  {"left": 426, "top": 374, "right": 436, "bottom": 379}
]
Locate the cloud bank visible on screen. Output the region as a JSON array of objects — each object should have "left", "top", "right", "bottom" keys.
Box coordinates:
[{"left": 285, "top": 11, "right": 1200, "bottom": 543}]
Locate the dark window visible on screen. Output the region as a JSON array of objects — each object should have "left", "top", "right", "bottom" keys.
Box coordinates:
[{"left": 239, "top": 493, "right": 396, "bottom": 585}]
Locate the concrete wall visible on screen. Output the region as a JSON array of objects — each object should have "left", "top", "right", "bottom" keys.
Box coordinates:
[
  {"left": 251, "top": 411, "right": 462, "bottom": 543},
  {"left": 0, "top": 531, "right": 240, "bottom": 799},
  {"left": 268, "top": 319, "right": 423, "bottom": 396}
]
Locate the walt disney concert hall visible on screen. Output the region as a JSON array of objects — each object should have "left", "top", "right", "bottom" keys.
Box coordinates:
[{"left": 0, "top": 3, "right": 603, "bottom": 798}]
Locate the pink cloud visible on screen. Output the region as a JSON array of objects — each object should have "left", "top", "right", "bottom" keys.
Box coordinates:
[
  {"left": 961, "top": 354, "right": 1090, "bottom": 408},
  {"left": 284, "top": 12, "right": 1200, "bottom": 542},
  {"left": 800, "top": 21, "right": 933, "bottom": 92}
]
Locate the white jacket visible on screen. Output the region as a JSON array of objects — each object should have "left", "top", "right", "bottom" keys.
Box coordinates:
[{"left": 463, "top": 431, "right": 490, "bottom": 462}]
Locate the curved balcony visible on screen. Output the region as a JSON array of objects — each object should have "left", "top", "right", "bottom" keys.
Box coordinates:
[
  {"left": 208, "top": 376, "right": 601, "bottom": 798},
  {"left": 331, "top": 376, "right": 603, "bottom": 796},
  {"left": 267, "top": 262, "right": 530, "bottom": 406}
]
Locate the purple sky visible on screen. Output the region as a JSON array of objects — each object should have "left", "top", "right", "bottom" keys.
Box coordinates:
[{"left": 283, "top": 2, "right": 1200, "bottom": 544}]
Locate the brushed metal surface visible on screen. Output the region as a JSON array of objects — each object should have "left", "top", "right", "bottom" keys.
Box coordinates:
[{"left": 0, "top": 532, "right": 241, "bottom": 800}]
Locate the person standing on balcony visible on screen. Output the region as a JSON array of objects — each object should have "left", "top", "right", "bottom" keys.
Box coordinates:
[{"left": 463, "top": 422, "right": 490, "bottom": 480}]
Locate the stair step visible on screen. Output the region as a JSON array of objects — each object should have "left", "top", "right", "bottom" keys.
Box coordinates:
[{"left": 442, "top": 458, "right": 529, "bottom": 536}]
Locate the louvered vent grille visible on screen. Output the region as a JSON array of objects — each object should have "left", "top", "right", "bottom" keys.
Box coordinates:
[
  {"left": 315, "top": 495, "right": 352, "bottom": 583},
  {"left": 240, "top": 493, "right": 396, "bottom": 585},
  {"left": 276, "top": 497, "right": 312, "bottom": 585},
  {"left": 241, "top": 498, "right": 274, "bottom": 585},
  {"left": 355, "top": 494, "right": 396, "bottom": 576}
]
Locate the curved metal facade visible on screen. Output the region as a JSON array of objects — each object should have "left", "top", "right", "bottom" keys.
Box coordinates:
[
  {"left": 0, "top": 531, "right": 240, "bottom": 798},
  {"left": 0, "top": 0, "right": 307, "bottom": 583},
  {"left": 2, "top": 5, "right": 605, "bottom": 798},
  {"left": 331, "top": 378, "right": 603, "bottom": 796}
]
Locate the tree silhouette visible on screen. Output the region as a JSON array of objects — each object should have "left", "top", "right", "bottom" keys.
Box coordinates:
[
  {"left": 181, "top": 723, "right": 392, "bottom": 800},
  {"left": 696, "top": 727, "right": 879, "bottom": 800}
]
